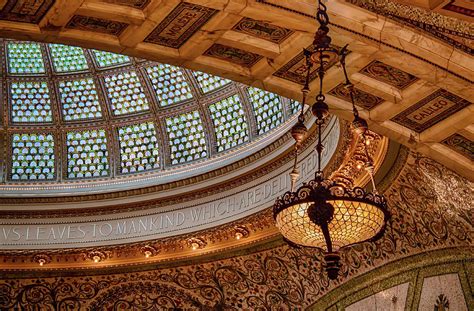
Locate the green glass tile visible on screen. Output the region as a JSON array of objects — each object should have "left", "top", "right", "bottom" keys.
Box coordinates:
[
  {"left": 11, "top": 133, "right": 55, "bottom": 181},
  {"left": 118, "top": 122, "right": 160, "bottom": 174},
  {"left": 290, "top": 99, "right": 302, "bottom": 115},
  {"left": 49, "top": 44, "right": 88, "bottom": 73},
  {"left": 166, "top": 111, "right": 207, "bottom": 165},
  {"left": 209, "top": 94, "right": 249, "bottom": 152},
  {"left": 66, "top": 129, "right": 109, "bottom": 179},
  {"left": 146, "top": 64, "right": 193, "bottom": 106},
  {"left": 10, "top": 81, "right": 52, "bottom": 123},
  {"left": 7, "top": 42, "right": 45, "bottom": 74}
]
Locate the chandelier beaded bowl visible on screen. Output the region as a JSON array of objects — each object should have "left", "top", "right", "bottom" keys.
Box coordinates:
[{"left": 273, "top": 1, "right": 390, "bottom": 280}]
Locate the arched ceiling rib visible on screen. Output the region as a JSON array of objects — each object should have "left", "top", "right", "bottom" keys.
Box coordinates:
[{"left": 0, "top": 0, "right": 472, "bottom": 180}]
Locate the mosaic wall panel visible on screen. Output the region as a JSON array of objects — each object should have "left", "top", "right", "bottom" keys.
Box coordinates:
[
  {"left": 419, "top": 274, "right": 468, "bottom": 311},
  {"left": 247, "top": 87, "right": 283, "bottom": 134},
  {"left": 232, "top": 18, "right": 293, "bottom": 43},
  {"left": 441, "top": 133, "right": 473, "bottom": 160},
  {"left": 273, "top": 47, "right": 339, "bottom": 84},
  {"left": 360, "top": 60, "right": 418, "bottom": 89},
  {"left": 7, "top": 42, "right": 45, "bottom": 74},
  {"left": 0, "top": 153, "right": 472, "bottom": 310},
  {"left": 391, "top": 89, "right": 471, "bottom": 132},
  {"left": 146, "top": 64, "right": 193, "bottom": 106},
  {"left": 166, "top": 111, "right": 207, "bottom": 165},
  {"left": 117, "top": 122, "right": 160, "bottom": 174},
  {"left": 145, "top": 2, "right": 217, "bottom": 48},
  {"left": 204, "top": 44, "right": 263, "bottom": 68},
  {"left": 58, "top": 78, "right": 102, "bottom": 121},
  {"left": 329, "top": 83, "right": 385, "bottom": 110},
  {"left": 209, "top": 94, "right": 249, "bottom": 152},
  {"left": 0, "top": 0, "right": 54, "bottom": 23},
  {"left": 104, "top": 71, "right": 150, "bottom": 116},
  {"left": 345, "top": 283, "right": 409, "bottom": 311},
  {"left": 192, "top": 71, "right": 230, "bottom": 94},
  {"left": 66, "top": 129, "right": 109, "bottom": 179},
  {"left": 48, "top": 44, "right": 89, "bottom": 73},
  {"left": 10, "top": 81, "right": 52, "bottom": 123},
  {"left": 92, "top": 50, "right": 131, "bottom": 68},
  {"left": 11, "top": 133, "right": 55, "bottom": 181},
  {"left": 66, "top": 15, "right": 128, "bottom": 36}
]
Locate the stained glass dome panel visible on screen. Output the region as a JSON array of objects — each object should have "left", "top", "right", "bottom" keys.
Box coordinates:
[
  {"left": 209, "top": 94, "right": 249, "bottom": 152},
  {"left": 247, "top": 87, "right": 283, "bottom": 134},
  {"left": 92, "top": 50, "right": 131, "bottom": 68},
  {"left": 193, "top": 71, "right": 231, "bottom": 94},
  {"left": 166, "top": 111, "right": 207, "bottom": 165},
  {"left": 49, "top": 44, "right": 89, "bottom": 73},
  {"left": 58, "top": 77, "right": 102, "bottom": 121},
  {"left": 104, "top": 71, "right": 150, "bottom": 116},
  {"left": 118, "top": 122, "right": 160, "bottom": 174},
  {"left": 66, "top": 129, "right": 109, "bottom": 179},
  {"left": 11, "top": 133, "right": 55, "bottom": 181},
  {"left": 146, "top": 64, "right": 193, "bottom": 106},
  {"left": 10, "top": 80, "right": 52, "bottom": 123},
  {"left": 7, "top": 42, "right": 45, "bottom": 74}
]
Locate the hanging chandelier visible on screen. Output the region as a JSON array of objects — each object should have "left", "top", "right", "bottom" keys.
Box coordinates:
[{"left": 273, "top": 0, "right": 390, "bottom": 280}]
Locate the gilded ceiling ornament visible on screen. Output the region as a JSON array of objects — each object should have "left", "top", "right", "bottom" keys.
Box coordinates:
[
  {"left": 140, "top": 245, "right": 160, "bottom": 258},
  {"left": 32, "top": 253, "right": 52, "bottom": 266},
  {"left": 187, "top": 237, "right": 207, "bottom": 250},
  {"left": 234, "top": 226, "right": 250, "bottom": 240},
  {"left": 85, "top": 250, "right": 109, "bottom": 263}
]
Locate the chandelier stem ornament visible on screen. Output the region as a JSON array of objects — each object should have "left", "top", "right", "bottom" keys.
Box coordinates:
[
  {"left": 340, "top": 48, "right": 380, "bottom": 194},
  {"left": 273, "top": 0, "right": 390, "bottom": 280}
]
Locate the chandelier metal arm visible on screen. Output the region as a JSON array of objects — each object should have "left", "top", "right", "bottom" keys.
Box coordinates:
[
  {"left": 301, "top": 51, "right": 313, "bottom": 121},
  {"left": 339, "top": 49, "right": 381, "bottom": 193},
  {"left": 339, "top": 45, "right": 359, "bottom": 117},
  {"left": 316, "top": 119, "right": 324, "bottom": 179}
]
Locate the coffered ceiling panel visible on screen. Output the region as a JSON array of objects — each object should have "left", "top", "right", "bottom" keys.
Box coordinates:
[
  {"left": 391, "top": 89, "right": 471, "bottom": 133},
  {"left": 144, "top": 2, "right": 218, "bottom": 48}
]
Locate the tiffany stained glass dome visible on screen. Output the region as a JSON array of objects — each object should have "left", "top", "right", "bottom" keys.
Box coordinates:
[{"left": 0, "top": 40, "right": 302, "bottom": 196}]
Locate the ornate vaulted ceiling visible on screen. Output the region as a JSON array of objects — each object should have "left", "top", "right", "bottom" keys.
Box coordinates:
[
  {"left": 0, "top": 0, "right": 471, "bottom": 181},
  {"left": 0, "top": 1, "right": 472, "bottom": 309}
]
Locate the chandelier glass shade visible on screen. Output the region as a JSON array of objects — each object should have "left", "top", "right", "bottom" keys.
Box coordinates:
[
  {"left": 273, "top": 0, "right": 390, "bottom": 280},
  {"left": 274, "top": 181, "right": 388, "bottom": 250}
]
